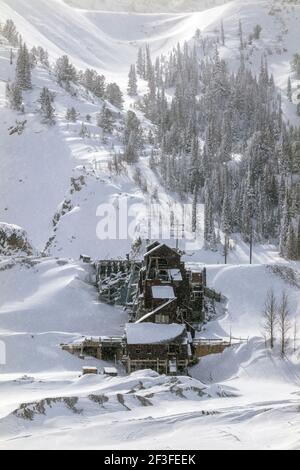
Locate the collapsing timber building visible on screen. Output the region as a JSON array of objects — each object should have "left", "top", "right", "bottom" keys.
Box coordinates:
[
  {"left": 135, "top": 242, "right": 208, "bottom": 326},
  {"left": 65, "top": 243, "right": 224, "bottom": 375},
  {"left": 95, "top": 242, "right": 221, "bottom": 326}
]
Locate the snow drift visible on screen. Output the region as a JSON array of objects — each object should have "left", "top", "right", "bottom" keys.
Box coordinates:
[{"left": 63, "top": 0, "right": 230, "bottom": 13}]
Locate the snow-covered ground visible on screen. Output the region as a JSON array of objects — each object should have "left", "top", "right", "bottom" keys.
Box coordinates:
[
  {"left": 0, "top": 257, "right": 299, "bottom": 449},
  {"left": 0, "top": 0, "right": 300, "bottom": 450}
]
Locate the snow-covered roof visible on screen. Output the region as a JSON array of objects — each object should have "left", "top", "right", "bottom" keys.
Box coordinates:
[
  {"left": 125, "top": 323, "right": 185, "bottom": 345},
  {"left": 144, "top": 243, "right": 179, "bottom": 258},
  {"left": 103, "top": 367, "right": 118, "bottom": 374},
  {"left": 152, "top": 285, "right": 176, "bottom": 299}
]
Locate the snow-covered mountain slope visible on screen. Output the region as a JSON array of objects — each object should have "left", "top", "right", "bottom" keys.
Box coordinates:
[
  {"left": 63, "top": 0, "right": 230, "bottom": 13},
  {"left": 1, "top": 0, "right": 300, "bottom": 105},
  {"left": 0, "top": 39, "right": 187, "bottom": 256},
  {"left": 1, "top": 0, "right": 300, "bottom": 450},
  {"left": 0, "top": 0, "right": 232, "bottom": 82},
  {"left": 1, "top": 0, "right": 299, "bottom": 256}
]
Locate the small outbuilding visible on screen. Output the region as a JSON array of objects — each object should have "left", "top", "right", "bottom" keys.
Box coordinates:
[
  {"left": 103, "top": 367, "right": 118, "bottom": 377},
  {"left": 82, "top": 366, "right": 98, "bottom": 376}
]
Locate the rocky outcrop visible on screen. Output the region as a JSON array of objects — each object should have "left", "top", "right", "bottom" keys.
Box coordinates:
[{"left": 0, "top": 222, "right": 35, "bottom": 256}]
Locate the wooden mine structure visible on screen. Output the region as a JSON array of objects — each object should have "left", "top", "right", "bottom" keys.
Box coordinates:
[
  {"left": 94, "top": 259, "right": 142, "bottom": 308},
  {"left": 123, "top": 322, "right": 193, "bottom": 374},
  {"left": 69, "top": 243, "right": 224, "bottom": 375},
  {"left": 135, "top": 242, "right": 208, "bottom": 327}
]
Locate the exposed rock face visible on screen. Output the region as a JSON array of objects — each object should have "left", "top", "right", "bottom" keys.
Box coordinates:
[{"left": 0, "top": 223, "right": 35, "bottom": 256}]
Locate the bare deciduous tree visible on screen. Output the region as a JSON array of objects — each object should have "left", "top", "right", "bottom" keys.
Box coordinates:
[
  {"left": 263, "top": 289, "right": 277, "bottom": 349},
  {"left": 278, "top": 291, "right": 291, "bottom": 358}
]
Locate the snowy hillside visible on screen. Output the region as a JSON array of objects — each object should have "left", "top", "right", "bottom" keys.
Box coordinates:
[
  {"left": 63, "top": 0, "right": 230, "bottom": 13},
  {"left": 0, "top": 0, "right": 232, "bottom": 81},
  {"left": 1, "top": 0, "right": 300, "bottom": 103},
  {"left": 1, "top": 0, "right": 299, "bottom": 256},
  {"left": 0, "top": 0, "right": 300, "bottom": 450}
]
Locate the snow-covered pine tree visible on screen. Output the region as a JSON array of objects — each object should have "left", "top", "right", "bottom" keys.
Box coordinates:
[
  {"left": 124, "top": 134, "right": 139, "bottom": 164},
  {"left": 192, "top": 186, "right": 198, "bottom": 233},
  {"left": 297, "top": 218, "right": 300, "bottom": 260},
  {"left": 2, "top": 19, "right": 20, "bottom": 46},
  {"left": 287, "top": 77, "right": 292, "bottom": 102},
  {"left": 286, "top": 220, "right": 297, "bottom": 260},
  {"left": 66, "top": 107, "right": 79, "bottom": 122},
  {"left": 55, "top": 55, "right": 77, "bottom": 86},
  {"left": 97, "top": 104, "right": 114, "bottom": 134},
  {"left": 127, "top": 65, "right": 138, "bottom": 96},
  {"left": 123, "top": 110, "right": 143, "bottom": 163},
  {"left": 38, "top": 87, "right": 55, "bottom": 124},
  {"left": 238, "top": 19, "right": 244, "bottom": 51},
  {"left": 279, "top": 189, "right": 291, "bottom": 257},
  {"left": 79, "top": 122, "right": 90, "bottom": 138},
  {"left": 137, "top": 47, "right": 146, "bottom": 79},
  {"left": 6, "top": 82, "right": 23, "bottom": 110},
  {"left": 221, "top": 20, "right": 225, "bottom": 46},
  {"left": 37, "top": 47, "right": 50, "bottom": 68},
  {"left": 15, "top": 43, "right": 32, "bottom": 90},
  {"left": 80, "top": 69, "right": 105, "bottom": 98},
  {"left": 105, "top": 83, "right": 123, "bottom": 109},
  {"left": 221, "top": 187, "right": 232, "bottom": 238}
]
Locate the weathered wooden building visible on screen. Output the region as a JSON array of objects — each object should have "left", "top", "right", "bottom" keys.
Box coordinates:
[
  {"left": 135, "top": 242, "right": 207, "bottom": 325},
  {"left": 123, "top": 323, "right": 193, "bottom": 374},
  {"left": 64, "top": 242, "right": 225, "bottom": 376}
]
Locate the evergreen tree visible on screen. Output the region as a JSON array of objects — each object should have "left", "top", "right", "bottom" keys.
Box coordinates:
[
  {"left": 55, "top": 55, "right": 77, "bottom": 86},
  {"left": 123, "top": 111, "right": 143, "bottom": 163},
  {"left": 221, "top": 187, "right": 232, "bottom": 237},
  {"left": 38, "top": 87, "right": 55, "bottom": 124},
  {"left": 80, "top": 69, "right": 105, "bottom": 98},
  {"left": 66, "top": 107, "right": 79, "bottom": 122},
  {"left": 16, "top": 43, "right": 32, "bottom": 90},
  {"left": 6, "top": 82, "right": 23, "bottom": 110},
  {"left": 37, "top": 47, "right": 50, "bottom": 68},
  {"left": 105, "top": 83, "right": 123, "bottom": 109},
  {"left": 2, "top": 19, "right": 19, "bottom": 46},
  {"left": 127, "top": 64, "right": 138, "bottom": 96},
  {"left": 79, "top": 122, "right": 90, "bottom": 138},
  {"left": 192, "top": 186, "right": 198, "bottom": 233},
  {"left": 286, "top": 221, "right": 297, "bottom": 260},
  {"left": 221, "top": 20, "right": 225, "bottom": 46},
  {"left": 297, "top": 218, "right": 300, "bottom": 260},
  {"left": 97, "top": 104, "right": 114, "bottom": 133},
  {"left": 137, "top": 47, "right": 146, "bottom": 79},
  {"left": 238, "top": 19, "right": 244, "bottom": 51},
  {"left": 124, "top": 134, "right": 139, "bottom": 164},
  {"left": 287, "top": 77, "right": 292, "bottom": 102},
  {"left": 253, "top": 24, "right": 262, "bottom": 40}
]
